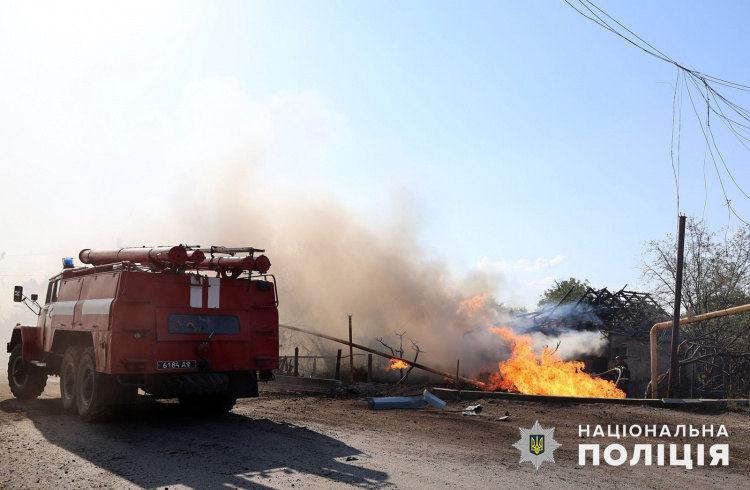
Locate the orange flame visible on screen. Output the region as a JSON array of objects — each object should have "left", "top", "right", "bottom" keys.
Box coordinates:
[
  {"left": 385, "top": 358, "right": 410, "bottom": 371},
  {"left": 456, "top": 293, "right": 487, "bottom": 317},
  {"left": 485, "top": 326, "right": 625, "bottom": 398}
]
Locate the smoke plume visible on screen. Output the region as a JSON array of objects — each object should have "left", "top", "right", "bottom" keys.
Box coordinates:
[
  {"left": 159, "top": 162, "right": 508, "bottom": 374},
  {"left": 103, "top": 84, "right": 604, "bottom": 377}
]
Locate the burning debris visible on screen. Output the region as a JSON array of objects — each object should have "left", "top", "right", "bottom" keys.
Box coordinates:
[
  {"left": 376, "top": 332, "right": 424, "bottom": 384},
  {"left": 484, "top": 326, "right": 625, "bottom": 398},
  {"left": 385, "top": 358, "right": 410, "bottom": 371},
  {"left": 452, "top": 293, "right": 625, "bottom": 398},
  {"left": 281, "top": 289, "right": 630, "bottom": 399}
]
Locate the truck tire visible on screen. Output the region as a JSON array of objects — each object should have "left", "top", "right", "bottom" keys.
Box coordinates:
[
  {"left": 76, "top": 347, "right": 112, "bottom": 422},
  {"left": 178, "top": 394, "right": 236, "bottom": 414},
  {"left": 7, "top": 344, "right": 47, "bottom": 399},
  {"left": 60, "top": 347, "right": 80, "bottom": 412},
  {"left": 205, "top": 395, "right": 236, "bottom": 413}
]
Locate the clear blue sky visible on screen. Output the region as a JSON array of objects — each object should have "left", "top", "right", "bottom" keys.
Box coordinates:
[{"left": 2, "top": 0, "right": 750, "bottom": 319}]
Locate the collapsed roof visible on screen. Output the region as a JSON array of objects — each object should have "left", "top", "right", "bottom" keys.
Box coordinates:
[{"left": 517, "top": 287, "right": 670, "bottom": 341}]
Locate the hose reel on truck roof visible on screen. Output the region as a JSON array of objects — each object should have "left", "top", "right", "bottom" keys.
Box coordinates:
[{"left": 78, "top": 245, "right": 271, "bottom": 276}]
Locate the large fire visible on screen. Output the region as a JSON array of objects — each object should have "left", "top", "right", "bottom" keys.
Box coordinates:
[
  {"left": 485, "top": 326, "right": 625, "bottom": 398},
  {"left": 385, "top": 358, "right": 410, "bottom": 371},
  {"left": 456, "top": 293, "right": 486, "bottom": 317}
]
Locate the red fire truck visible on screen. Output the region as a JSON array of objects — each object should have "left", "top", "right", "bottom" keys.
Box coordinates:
[{"left": 6, "top": 246, "right": 279, "bottom": 421}]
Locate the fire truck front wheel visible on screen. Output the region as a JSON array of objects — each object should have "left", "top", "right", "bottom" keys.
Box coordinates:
[
  {"left": 75, "top": 347, "right": 112, "bottom": 422},
  {"left": 7, "top": 345, "right": 47, "bottom": 399},
  {"left": 60, "top": 347, "right": 80, "bottom": 412},
  {"left": 178, "top": 394, "right": 236, "bottom": 414},
  {"left": 204, "top": 395, "right": 236, "bottom": 413}
]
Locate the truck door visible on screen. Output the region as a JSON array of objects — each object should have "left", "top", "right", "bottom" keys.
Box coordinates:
[
  {"left": 75, "top": 272, "right": 119, "bottom": 371},
  {"left": 42, "top": 279, "right": 60, "bottom": 351},
  {"left": 47, "top": 277, "right": 83, "bottom": 333}
]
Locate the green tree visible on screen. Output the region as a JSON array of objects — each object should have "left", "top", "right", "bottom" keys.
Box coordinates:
[
  {"left": 640, "top": 217, "right": 750, "bottom": 397},
  {"left": 487, "top": 296, "right": 527, "bottom": 315},
  {"left": 538, "top": 277, "right": 590, "bottom": 307}
]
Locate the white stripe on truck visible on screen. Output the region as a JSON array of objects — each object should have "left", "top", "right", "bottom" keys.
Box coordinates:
[
  {"left": 49, "top": 301, "right": 76, "bottom": 317},
  {"left": 190, "top": 276, "right": 202, "bottom": 308},
  {"left": 207, "top": 277, "right": 220, "bottom": 309},
  {"left": 81, "top": 298, "right": 114, "bottom": 315}
]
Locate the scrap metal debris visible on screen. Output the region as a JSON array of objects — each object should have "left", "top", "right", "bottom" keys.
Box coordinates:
[
  {"left": 367, "top": 395, "right": 426, "bottom": 410},
  {"left": 462, "top": 404, "right": 482, "bottom": 416},
  {"left": 423, "top": 390, "right": 447, "bottom": 410},
  {"left": 496, "top": 411, "right": 510, "bottom": 421},
  {"left": 367, "top": 389, "right": 446, "bottom": 411},
  {"left": 444, "top": 404, "right": 484, "bottom": 415}
]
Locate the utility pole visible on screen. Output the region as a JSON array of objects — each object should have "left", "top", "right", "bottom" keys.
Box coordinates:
[{"left": 668, "top": 215, "right": 686, "bottom": 398}]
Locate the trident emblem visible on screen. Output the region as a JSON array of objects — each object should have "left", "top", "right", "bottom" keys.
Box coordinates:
[
  {"left": 530, "top": 434, "right": 545, "bottom": 455},
  {"left": 514, "top": 421, "right": 559, "bottom": 470}
]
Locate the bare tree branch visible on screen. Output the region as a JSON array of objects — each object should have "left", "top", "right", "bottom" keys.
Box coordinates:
[{"left": 375, "top": 338, "right": 395, "bottom": 357}]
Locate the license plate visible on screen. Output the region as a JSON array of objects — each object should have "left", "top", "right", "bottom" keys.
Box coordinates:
[{"left": 157, "top": 360, "right": 196, "bottom": 370}]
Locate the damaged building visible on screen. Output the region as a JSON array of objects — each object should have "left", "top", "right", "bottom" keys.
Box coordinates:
[{"left": 517, "top": 286, "right": 672, "bottom": 397}]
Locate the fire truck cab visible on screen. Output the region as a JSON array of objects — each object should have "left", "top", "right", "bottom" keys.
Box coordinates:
[{"left": 6, "top": 246, "right": 279, "bottom": 421}]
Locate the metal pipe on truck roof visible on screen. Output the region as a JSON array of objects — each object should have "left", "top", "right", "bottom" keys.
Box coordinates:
[
  {"left": 197, "top": 256, "right": 255, "bottom": 271},
  {"left": 79, "top": 246, "right": 188, "bottom": 267},
  {"left": 187, "top": 250, "right": 206, "bottom": 264},
  {"left": 253, "top": 255, "right": 271, "bottom": 273}
]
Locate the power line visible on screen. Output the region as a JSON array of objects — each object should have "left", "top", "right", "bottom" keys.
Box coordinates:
[{"left": 567, "top": 0, "right": 750, "bottom": 225}]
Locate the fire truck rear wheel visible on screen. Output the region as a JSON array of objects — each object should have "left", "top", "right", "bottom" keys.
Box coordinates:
[
  {"left": 7, "top": 344, "right": 47, "bottom": 399},
  {"left": 60, "top": 347, "right": 80, "bottom": 412},
  {"left": 75, "top": 346, "right": 112, "bottom": 422}
]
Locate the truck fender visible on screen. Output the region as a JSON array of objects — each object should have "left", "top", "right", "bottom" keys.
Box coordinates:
[
  {"left": 50, "top": 330, "right": 94, "bottom": 356},
  {"left": 6, "top": 327, "right": 22, "bottom": 353},
  {"left": 20, "top": 326, "right": 43, "bottom": 361}
]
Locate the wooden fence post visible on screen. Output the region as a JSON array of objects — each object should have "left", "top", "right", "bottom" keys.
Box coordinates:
[
  {"left": 335, "top": 349, "right": 342, "bottom": 380},
  {"left": 294, "top": 347, "right": 299, "bottom": 377}
]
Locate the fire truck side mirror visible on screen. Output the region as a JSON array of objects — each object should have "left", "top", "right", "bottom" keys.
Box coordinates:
[
  {"left": 31, "top": 294, "right": 39, "bottom": 302},
  {"left": 13, "top": 286, "right": 23, "bottom": 302}
]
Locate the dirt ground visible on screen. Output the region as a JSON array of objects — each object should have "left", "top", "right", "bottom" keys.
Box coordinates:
[{"left": 1, "top": 370, "right": 749, "bottom": 490}]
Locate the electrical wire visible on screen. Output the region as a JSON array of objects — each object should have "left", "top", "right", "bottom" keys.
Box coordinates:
[{"left": 566, "top": 0, "right": 750, "bottom": 225}]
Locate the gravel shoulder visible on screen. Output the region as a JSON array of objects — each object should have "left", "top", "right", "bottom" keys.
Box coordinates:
[{"left": 1, "top": 371, "right": 748, "bottom": 489}]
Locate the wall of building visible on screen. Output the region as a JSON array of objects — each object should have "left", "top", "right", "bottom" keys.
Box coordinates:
[{"left": 610, "top": 334, "right": 671, "bottom": 398}]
